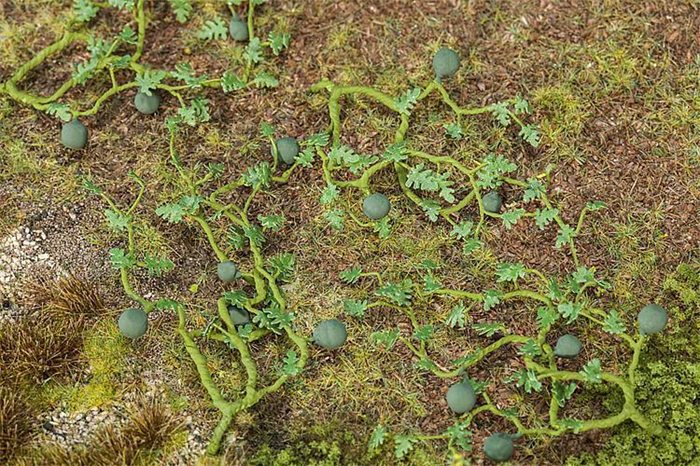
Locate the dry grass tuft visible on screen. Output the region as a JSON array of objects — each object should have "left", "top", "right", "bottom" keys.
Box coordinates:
[
  {"left": 24, "top": 273, "right": 106, "bottom": 317},
  {"left": 23, "top": 393, "right": 184, "bottom": 465},
  {"left": 122, "top": 394, "right": 185, "bottom": 451},
  {"left": 0, "top": 385, "right": 35, "bottom": 461},
  {"left": 0, "top": 313, "right": 86, "bottom": 385}
]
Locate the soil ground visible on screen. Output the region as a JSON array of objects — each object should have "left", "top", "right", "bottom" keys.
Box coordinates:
[{"left": 0, "top": 0, "right": 698, "bottom": 465}]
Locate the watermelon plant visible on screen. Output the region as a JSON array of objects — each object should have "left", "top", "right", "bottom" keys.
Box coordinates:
[
  {"left": 313, "top": 70, "right": 666, "bottom": 457},
  {"left": 308, "top": 51, "right": 606, "bottom": 268},
  {"left": 84, "top": 118, "right": 330, "bottom": 456},
  {"left": 0, "top": 0, "right": 290, "bottom": 146},
  {"left": 339, "top": 244, "right": 666, "bottom": 461}
]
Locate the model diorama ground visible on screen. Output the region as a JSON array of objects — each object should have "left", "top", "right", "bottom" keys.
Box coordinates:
[{"left": 0, "top": 1, "right": 699, "bottom": 465}]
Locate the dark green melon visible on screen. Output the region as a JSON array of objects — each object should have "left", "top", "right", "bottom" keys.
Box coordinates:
[
  {"left": 638, "top": 304, "right": 668, "bottom": 335},
  {"left": 273, "top": 137, "right": 299, "bottom": 165},
  {"left": 312, "top": 319, "right": 347, "bottom": 349},
  {"left": 118, "top": 308, "right": 148, "bottom": 339},
  {"left": 61, "top": 119, "right": 88, "bottom": 149},
  {"left": 446, "top": 381, "right": 476, "bottom": 414},
  {"left": 362, "top": 193, "right": 391, "bottom": 220},
  {"left": 432, "top": 47, "right": 460, "bottom": 79},
  {"left": 228, "top": 306, "right": 250, "bottom": 326},
  {"left": 483, "top": 433, "right": 514, "bottom": 462},
  {"left": 229, "top": 16, "right": 249, "bottom": 41},
  {"left": 482, "top": 191, "right": 503, "bottom": 213},
  {"left": 217, "top": 261, "right": 240, "bottom": 282},
  {"left": 134, "top": 91, "right": 161, "bottom": 114},
  {"left": 554, "top": 334, "right": 582, "bottom": 358}
]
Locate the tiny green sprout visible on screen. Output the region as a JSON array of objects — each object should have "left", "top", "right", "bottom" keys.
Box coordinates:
[
  {"left": 482, "top": 191, "right": 503, "bottom": 213},
  {"left": 134, "top": 90, "right": 161, "bottom": 114},
  {"left": 312, "top": 319, "right": 347, "bottom": 349},
  {"left": 229, "top": 15, "right": 249, "bottom": 42},
  {"left": 637, "top": 303, "right": 668, "bottom": 335},
  {"left": 483, "top": 433, "right": 514, "bottom": 462},
  {"left": 118, "top": 308, "right": 148, "bottom": 339},
  {"left": 60, "top": 119, "right": 88, "bottom": 149},
  {"left": 228, "top": 305, "right": 251, "bottom": 326},
  {"left": 362, "top": 193, "right": 391, "bottom": 220},
  {"left": 432, "top": 47, "right": 460, "bottom": 80},
  {"left": 217, "top": 260, "right": 240, "bottom": 282},
  {"left": 446, "top": 381, "right": 476, "bottom": 414},
  {"left": 273, "top": 136, "right": 300, "bottom": 165},
  {"left": 554, "top": 334, "right": 582, "bottom": 358}
]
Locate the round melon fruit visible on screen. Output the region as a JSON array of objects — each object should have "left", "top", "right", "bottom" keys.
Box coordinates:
[
  {"left": 61, "top": 119, "right": 88, "bottom": 149},
  {"left": 312, "top": 319, "right": 347, "bottom": 349},
  {"left": 446, "top": 381, "right": 476, "bottom": 414},
  {"left": 118, "top": 308, "right": 148, "bottom": 339},
  {"left": 432, "top": 47, "right": 460, "bottom": 80},
  {"left": 229, "top": 16, "right": 249, "bottom": 41},
  {"left": 228, "top": 306, "right": 251, "bottom": 326},
  {"left": 554, "top": 334, "right": 582, "bottom": 358},
  {"left": 217, "top": 261, "right": 240, "bottom": 282},
  {"left": 482, "top": 191, "right": 502, "bottom": 213},
  {"left": 134, "top": 91, "right": 161, "bottom": 114},
  {"left": 483, "top": 433, "right": 514, "bottom": 462},
  {"left": 638, "top": 303, "right": 668, "bottom": 335},
  {"left": 362, "top": 193, "right": 391, "bottom": 220},
  {"left": 273, "top": 137, "right": 299, "bottom": 165}
]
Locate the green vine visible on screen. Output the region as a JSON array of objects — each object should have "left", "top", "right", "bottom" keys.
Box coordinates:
[
  {"left": 0, "top": 0, "right": 289, "bottom": 125},
  {"left": 84, "top": 121, "right": 325, "bottom": 455},
  {"left": 312, "top": 67, "right": 664, "bottom": 460}
]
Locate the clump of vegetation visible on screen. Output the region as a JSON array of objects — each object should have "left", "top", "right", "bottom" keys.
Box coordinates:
[
  {"left": 568, "top": 262, "right": 700, "bottom": 466},
  {"left": 0, "top": 385, "right": 35, "bottom": 462},
  {"left": 84, "top": 119, "right": 330, "bottom": 455},
  {"left": 23, "top": 393, "right": 183, "bottom": 465},
  {"left": 0, "top": 312, "right": 86, "bottom": 385},
  {"left": 314, "top": 49, "right": 666, "bottom": 462},
  {"left": 26, "top": 273, "right": 104, "bottom": 317},
  {"left": 0, "top": 0, "right": 291, "bottom": 147}
]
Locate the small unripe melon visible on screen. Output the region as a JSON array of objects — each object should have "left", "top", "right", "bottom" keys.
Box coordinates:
[
  {"left": 217, "top": 261, "right": 240, "bottom": 282},
  {"left": 134, "top": 91, "right": 161, "bottom": 114},
  {"left": 482, "top": 191, "right": 502, "bottom": 213},
  {"left": 483, "top": 433, "right": 514, "bottom": 462},
  {"left": 432, "top": 47, "right": 460, "bottom": 79},
  {"left": 362, "top": 193, "right": 391, "bottom": 220},
  {"left": 228, "top": 306, "right": 250, "bottom": 326},
  {"left": 229, "top": 17, "right": 249, "bottom": 41},
  {"left": 554, "top": 334, "right": 582, "bottom": 358},
  {"left": 312, "top": 319, "right": 347, "bottom": 349},
  {"left": 61, "top": 119, "right": 88, "bottom": 149},
  {"left": 118, "top": 308, "right": 148, "bottom": 339},
  {"left": 638, "top": 304, "right": 668, "bottom": 335},
  {"left": 446, "top": 381, "right": 476, "bottom": 414},
  {"left": 273, "top": 137, "right": 299, "bottom": 164}
]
